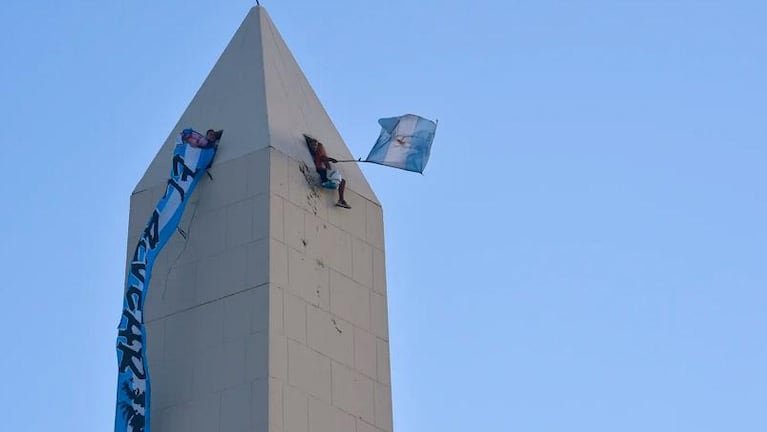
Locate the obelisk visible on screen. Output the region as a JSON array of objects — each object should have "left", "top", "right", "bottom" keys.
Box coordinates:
[{"left": 123, "top": 6, "right": 393, "bottom": 432}]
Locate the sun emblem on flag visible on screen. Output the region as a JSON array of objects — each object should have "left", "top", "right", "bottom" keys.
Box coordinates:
[{"left": 394, "top": 135, "right": 411, "bottom": 147}]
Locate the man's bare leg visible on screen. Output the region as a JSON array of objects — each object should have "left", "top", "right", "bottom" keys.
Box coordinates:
[{"left": 336, "top": 179, "right": 351, "bottom": 209}]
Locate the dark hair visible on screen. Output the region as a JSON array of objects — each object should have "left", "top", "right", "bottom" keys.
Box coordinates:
[{"left": 206, "top": 129, "right": 215, "bottom": 134}]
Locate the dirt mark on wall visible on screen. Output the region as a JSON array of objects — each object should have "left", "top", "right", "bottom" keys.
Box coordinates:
[{"left": 299, "top": 162, "right": 321, "bottom": 215}]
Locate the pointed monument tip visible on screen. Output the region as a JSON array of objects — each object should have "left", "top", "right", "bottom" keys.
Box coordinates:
[{"left": 134, "top": 2, "right": 380, "bottom": 204}]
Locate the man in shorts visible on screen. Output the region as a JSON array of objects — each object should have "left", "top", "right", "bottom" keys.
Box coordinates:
[{"left": 306, "top": 136, "right": 351, "bottom": 209}]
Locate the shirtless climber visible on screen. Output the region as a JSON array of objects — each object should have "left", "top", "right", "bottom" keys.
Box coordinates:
[{"left": 305, "top": 136, "right": 351, "bottom": 209}]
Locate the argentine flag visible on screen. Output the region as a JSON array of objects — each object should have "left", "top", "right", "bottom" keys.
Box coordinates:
[{"left": 366, "top": 114, "right": 437, "bottom": 173}]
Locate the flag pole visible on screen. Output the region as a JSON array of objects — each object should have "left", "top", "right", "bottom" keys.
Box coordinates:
[{"left": 332, "top": 158, "right": 367, "bottom": 164}]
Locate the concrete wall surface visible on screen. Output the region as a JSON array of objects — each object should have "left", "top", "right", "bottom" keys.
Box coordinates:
[{"left": 267, "top": 149, "right": 392, "bottom": 432}]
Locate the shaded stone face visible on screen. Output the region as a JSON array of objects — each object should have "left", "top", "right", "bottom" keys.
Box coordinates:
[{"left": 124, "top": 6, "right": 392, "bottom": 432}]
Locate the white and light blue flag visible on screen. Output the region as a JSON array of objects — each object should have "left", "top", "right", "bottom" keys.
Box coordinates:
[{"left": 365, "top": 114, "right": 437, "bottom": 173}]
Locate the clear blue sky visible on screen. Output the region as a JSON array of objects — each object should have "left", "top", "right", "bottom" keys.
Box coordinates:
[{"left": 2, "top": 1, "right": 765, "bottom": 431}]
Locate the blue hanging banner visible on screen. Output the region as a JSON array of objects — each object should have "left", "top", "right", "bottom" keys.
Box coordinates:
[{"left": 115, "top": 129, "right": 219, "bottom": 432}]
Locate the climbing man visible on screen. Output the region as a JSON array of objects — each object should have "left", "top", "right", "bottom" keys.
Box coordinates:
[
  {"left": 204, "top": 129, "right": 223, "bottom": 147},
  {"left": 305, "top": 135, "right": 351, "bottom": 209}
]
